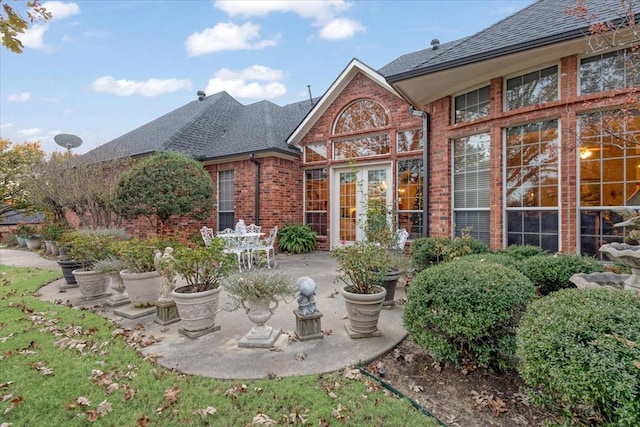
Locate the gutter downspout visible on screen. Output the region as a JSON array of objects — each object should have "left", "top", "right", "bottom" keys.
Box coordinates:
[
  {"left": 410, "top": 106, "right": 430, "bottom": 237},
  {"left": 249, "top": 154, "right": 261, "bottom": 225}
]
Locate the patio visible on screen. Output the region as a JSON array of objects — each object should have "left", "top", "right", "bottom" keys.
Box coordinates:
[{"left": 3, "top": 248, "right": 408, "bottom": 380}]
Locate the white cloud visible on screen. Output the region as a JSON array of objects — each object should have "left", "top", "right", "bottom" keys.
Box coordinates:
[
  {"left": 319, "top": 17, "right": 365, "bottom": 40},
  {"left": 91, "top": 76, "right": 192, "bottom": 97},
  {"left": 43, "top": 1, "right": 81, "bottom": 20},
  {"left": 18, "top": 128, "right": 44, "bottom": 138},
  {"left": 214, "top": 0, "right": 364, "bottom": 41},
  {"left": 216, "top": 65, "right": 286, "bottom": 81},
  {"left": 7, "top": 92, "right": 31, "bottom": 102},
  {"left": 185, "top": 22, "right": 278, "bottom": 56},
  {"left": 204, "top": 65, "right": 287, "bottom": 100},
  {"left": 0, "top": 123, "right": 13, "bottom": 129},
  {"left": 214, "top": 0, "right": 350, "bottom": 23},
  {"left": 16, "top": 2, "right": 80, "bottom": 51},
  {"left": 18, "top": 23, "right": 49, "bottom": 49}
]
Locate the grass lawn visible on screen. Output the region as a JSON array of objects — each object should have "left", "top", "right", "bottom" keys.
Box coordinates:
[{"left": 0, "top": 266, "right": 437, "bottom": 426}]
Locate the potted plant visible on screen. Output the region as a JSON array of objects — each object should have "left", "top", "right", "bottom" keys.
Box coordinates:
[
  {"left": 166, "top": 238, "right": 237, "bottom": 335},
  {"left": 61, "top": 227, "right": 126, "bottom": 300},
  {"left": 41, "top": 223, "right": 65, "bottom": 256},
  {"left": 332, "top": 241, "right": 388, "bottom": 336},
  {"left": 15, "top": 223, "right": 35, "bottom": 247},
  {"left": 223, "top": 268, "right": 297, "bottom": 347},
  {"left": 115, "top": 236, "right": 167, "bottom": 307}
]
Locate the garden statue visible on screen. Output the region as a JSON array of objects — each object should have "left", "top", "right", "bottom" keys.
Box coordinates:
[
  {"left": 296, "top": 276, "right": 318, "bottom": 316},
  {"left": 154, "top": 247, "right": 177, "bottom": 303}
]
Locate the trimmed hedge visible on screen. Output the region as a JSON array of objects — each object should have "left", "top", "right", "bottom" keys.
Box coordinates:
[
  {"left": 516, "top": 288, "right": 640, "bottom": 426},
  {"left": 516, "top": 253, "right": 603, "bottom": 296},
  {"left": 404, "top": 258, "right": 535, "bottom": 371},
  {"left": 495, "top": 244, "right": 547, "bottom": 261},
  {"left": 409, "top": 236, "right": 489, "bottom": 271}
]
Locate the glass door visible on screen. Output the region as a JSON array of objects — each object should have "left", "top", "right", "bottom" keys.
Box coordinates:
[{"left": 332, "top": 165, "right": 391, "bottom": 246}]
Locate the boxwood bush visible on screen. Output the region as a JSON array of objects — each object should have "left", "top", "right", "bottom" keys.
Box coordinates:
[
  {"left": 495, "top": 244, "right": 547, "bottom": 261},
  {"left": 409, "top": 235, "right": 488, "bottom": 271},
  {"left": 516, "top": 288, "right": 640, "bottom": 426},
  {"left": 404, "top": 258, "right": 535, "bottom": 371},
  {"left": 516, "top": 253, "right": 603, "bottom": 296}
]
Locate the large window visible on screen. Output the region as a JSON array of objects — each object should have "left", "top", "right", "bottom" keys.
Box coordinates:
[
  {"left": 454, "top": 85, "right": 490, "bottom": 123},
  {"left": 333, "top": 99, "right": 390, "bottom": 160},
  {"left": 305, "top": 168, "right": 328, "bottom": 236},
  {"left": 579, "top": 111, "right": 640, "bottom": 258},
  {"left": 397, "top": 159, "right": 424, "bottom": 239},
  {"left": 580, "top": 48, "right": 640, "bottom": 94},
  {"left": 506, "top": 65, "right": 558, "bottom": 110},
  {"left": 397, "top": 128, "right": 423, "bottom": 152},
  {"left": 505, "top": 120, "right": 559, "bottom": 252},
  {"left": 453, "top": 133, "right": 490, "bottom": 244},
  {"left": 217, "top": 170, "right": 234, "bottom": 231}
]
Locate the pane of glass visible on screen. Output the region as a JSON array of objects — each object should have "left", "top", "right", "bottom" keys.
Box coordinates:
[
  {"left": 334, "top": 99, "right": 389, "bottom": 134},
  {"left": 540, "top": 212, "right": 558, "bottom": 233},
  {"left": 305, "top": 143, "right": 327, "bottom": 162}
]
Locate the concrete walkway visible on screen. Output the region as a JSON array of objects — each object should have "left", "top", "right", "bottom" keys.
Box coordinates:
[{"left": 0, "top": 247, "right": 407, "bottom": 380}]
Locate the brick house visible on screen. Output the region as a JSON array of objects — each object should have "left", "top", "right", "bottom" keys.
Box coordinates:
[{"left": 90, "top": 0, "right": 639, "bottom": 256}]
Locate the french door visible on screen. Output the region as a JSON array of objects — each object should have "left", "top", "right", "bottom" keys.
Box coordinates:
[{"left": 331, "top": 164, "right": 392, "bottom": 247}]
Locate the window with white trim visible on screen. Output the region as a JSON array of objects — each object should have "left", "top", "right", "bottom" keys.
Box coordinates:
[
  {"left": 453, "top": 133, "right": 490, "bottom": 244},
  {"left": 217, "top": 170, "right": 234, "bottom": 231},
  {"left": 580, "top": 48, "right": 640, "bottom": 94},
  {"left": 304, "top": 168, "right": 328, "bottom": 236},
  {"left": 505, "top": 65, "right": 558, "bottom": 110},
  {"left": 454, "top": 85, "right": 490, "bottom": 123}
]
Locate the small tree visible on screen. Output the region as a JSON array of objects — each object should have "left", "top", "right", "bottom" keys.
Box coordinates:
[
  {"left": 24, "top": 150, "right": 131, "bottom": 226},
  {"left": 114, "top": 151, "right": 214, "bottom": 230},
  {"left": 0, "top": 138, "right": 44, "bottom": 218}
]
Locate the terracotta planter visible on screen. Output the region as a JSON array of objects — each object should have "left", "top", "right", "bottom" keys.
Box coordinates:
[
  {"left": 119, "top": 270, "right": 162, "bottom": 307},
  {"left": 341, "top": 285, "right": 386, "bottom": 336},
  {"left": 171, "top": 286, "right": 222, "bottom": 332},
  {"left": 57, "top": 259, "right": 82, "bottom": 285},
  {"left": 72, "top": 269, "right": 109, "bottom": 300}
]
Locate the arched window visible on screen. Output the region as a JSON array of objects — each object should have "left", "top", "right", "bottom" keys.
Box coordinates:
[
  {"left": 334, "top": 99, "right": 389, "bottom": 134},
  {"left": 333, "top": 99, "right": 390, "bottom": 160}
]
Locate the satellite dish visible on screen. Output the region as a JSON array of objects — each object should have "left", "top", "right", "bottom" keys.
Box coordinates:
[{"left": 54, "top": 134, "right": 83, "bottom": 151}]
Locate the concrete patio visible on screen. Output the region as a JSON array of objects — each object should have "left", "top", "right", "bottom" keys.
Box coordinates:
[{"left": 0, "top": 248, "right": 408, "bottom": 380}]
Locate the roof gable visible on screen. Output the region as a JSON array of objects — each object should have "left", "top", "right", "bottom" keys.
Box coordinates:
[{"left": 287, "top": 58, "right": 403, "bottom": 147}]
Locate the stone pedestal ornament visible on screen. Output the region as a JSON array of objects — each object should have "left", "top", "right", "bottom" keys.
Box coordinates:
[
  {"left": 104, "top": 272, "right": 131, "bottom": 307},
  {"left": 154, "top": 248, "right": 180, "bottom": 325},
  {"left": 238, "top": 298, "right": 281, "bottom": 348},
  {"left": 293, "top": 276, "right": 323, "bottom": 341}
]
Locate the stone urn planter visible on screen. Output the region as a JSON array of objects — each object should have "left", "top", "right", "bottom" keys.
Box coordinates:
[
  {"left": 237, "top": 297, "right": 281, "bottom": 347},
  {"left": 119, "top": 270, "right": 162, "bottom": 307},
  {"left": 72, "top": 269, "right": 109, "bottom": 300},
  {"left": 25, "top": 236, "right": 42, "bottom": 251},
  {"left": 44, "top": 240, "right": 60, "bottom": 256},
  {"left": 16, "top": 235, "right": 27, "bottom": 247},
  {"left": 171, "top": 286, "right": 222, "bottom": 336},
  {"left": 341, "top": 285, "right": 386, "bottom": 337},
  {"left": 57, "top": 259, "right": 82, "bottom": 287}
]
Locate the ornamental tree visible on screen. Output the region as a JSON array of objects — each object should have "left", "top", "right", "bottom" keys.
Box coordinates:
[
  {"left": 0, "top": 138, "right": 44, "bottom": 218},
  {"left": 114, "top": 151, "right": 214, "bottom": 230},
  {"left": 1, "top": 0, "right": 51, "bottom": 53}
]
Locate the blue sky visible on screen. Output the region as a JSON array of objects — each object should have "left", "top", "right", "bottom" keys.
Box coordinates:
[{"left": 0, "top": 0, "right": 535, "bottom": 154}]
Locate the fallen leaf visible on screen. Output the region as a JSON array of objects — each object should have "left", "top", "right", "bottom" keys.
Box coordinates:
[
  {"left": 489, "top": 396, "right": 508, "bottom": 417},
  {"left": 252, "top": 411, "right": 277, "bottom": 425},
  {"left": 409, "top": 384, "right": 424, "bottom": 392},
  {"left": 77, "top": 396, "right": 91, "bottom": 406},
  {"left": 194, "top": 406, "right": 217, "bottom": 418},
  {"left": 295, "top": 352, "right": 307, "bottom": 361},
  {"left": 97, "top": 400, "right": 112, "bottom": 416},
  {"left": 164, "top": 386, "right": 180, "bottom": 404}
]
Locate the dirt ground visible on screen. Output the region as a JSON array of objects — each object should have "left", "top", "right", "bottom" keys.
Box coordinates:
[{"left": 364, "top": 336, "right": 557, "bottom": 427}]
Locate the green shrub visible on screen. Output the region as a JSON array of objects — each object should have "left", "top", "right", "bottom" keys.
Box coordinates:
[
  {"left": 516, "top": 288, "right": 640, "bottom": 426},
  {"left": 495, "top": 244, "right": 547, "bottom": 261},
  {"left": 516, "top": 253, "right": 603, "bottom": 296},
  {"left": 409, "top": 236, "right": 489, "bottom": 271},
  {"left": 404, "top": 259, "right": 535, "bottom": 371},
  {"left": 454, "top": 252, "right": 520, "bottom": 270},
  {"left": 277, "top": 224, "right": 316, "bottom": 254}
]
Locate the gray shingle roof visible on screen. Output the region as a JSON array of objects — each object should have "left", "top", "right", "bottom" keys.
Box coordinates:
[
  {"left": 86, "top": 92, "right": 316, "bottom": 162},
  {"left": 383, "top": 0, "right": 639, "bottom": 81}
]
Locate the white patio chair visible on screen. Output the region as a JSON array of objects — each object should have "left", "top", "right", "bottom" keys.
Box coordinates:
[
  {"left": 217, "top": 228, "right": 244, "bottom": 271},
  {"left": 394, "top": 228, "right": 409, "bottom": 251},
  {"left": 200, "top": 226, "right": 215, "bottom": 247},
  {"left": 251, "top": 226, "right": 278, "bottom": 268},
  {"left": 243, "top": 223, "right": 262, "bottom": 267}
]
